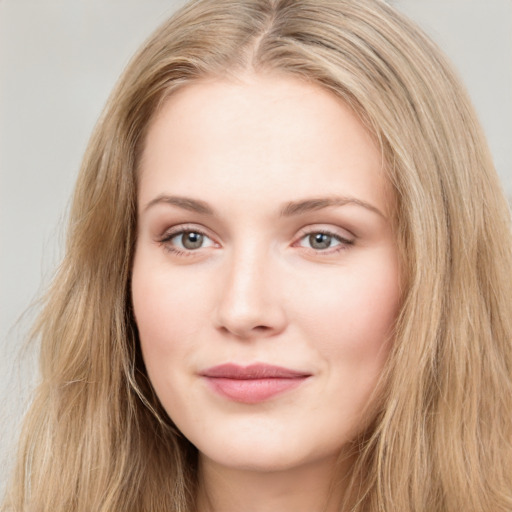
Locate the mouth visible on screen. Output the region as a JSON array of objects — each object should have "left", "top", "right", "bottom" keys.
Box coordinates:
[{"left": 199, "top": 363, "right": 311, "bottom": 404}]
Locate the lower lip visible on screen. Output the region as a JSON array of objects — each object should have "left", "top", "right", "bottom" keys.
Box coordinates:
[{"left": 204, "top": 377, "right": 308, "bottom": 404}]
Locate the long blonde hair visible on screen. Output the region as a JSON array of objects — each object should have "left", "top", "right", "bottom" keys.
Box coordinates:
[{"left": 4, "top": 0, "right": 512, "bottom": 510}]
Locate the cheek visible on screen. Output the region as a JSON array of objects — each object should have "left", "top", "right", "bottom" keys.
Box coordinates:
[
  {"left": 131, "top": 254, "right": 204, "bottom": 378},
  {"left": 343, "top": 274, "right": 399, "bottom": 353},
  {"left": 295, "top": 260, "right": 399, "bottom": 344},
  {"left": 290, "top": 249, "right": 400, "bottom": 395}
]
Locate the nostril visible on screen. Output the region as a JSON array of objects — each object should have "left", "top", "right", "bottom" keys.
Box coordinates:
[
  {"left": 219, "top": 324, "right": 271, "bottom": 335},
  {"left": 216, "top": 319, "right": 283, "bottom": 339}
]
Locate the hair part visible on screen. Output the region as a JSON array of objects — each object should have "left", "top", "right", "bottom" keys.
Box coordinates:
[{"left": 3, "top": 1, "right": 512, "bottom": 511}]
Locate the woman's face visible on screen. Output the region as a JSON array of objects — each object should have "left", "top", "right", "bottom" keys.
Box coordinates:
[{"left": 132, "top": 73, "right": 400, "bottom": 472}]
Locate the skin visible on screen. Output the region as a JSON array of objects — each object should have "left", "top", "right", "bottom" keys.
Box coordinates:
[{"left": 132, "top": 73, "right": 400, "bottom": 512}]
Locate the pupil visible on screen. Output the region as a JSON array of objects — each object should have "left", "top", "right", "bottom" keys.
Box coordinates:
[
  {"left": 183, "top": 232, "right": 203, "bottom": 249},
  {"left": 309, "top": 233, "right": 331, "bottom": 250}
]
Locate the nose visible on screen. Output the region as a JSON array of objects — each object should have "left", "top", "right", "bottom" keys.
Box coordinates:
[{"left": 213, "top": 247, "right": 287, "bottom": 339}]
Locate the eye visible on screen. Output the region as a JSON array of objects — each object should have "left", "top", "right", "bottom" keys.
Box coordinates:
[
  {"left": 304, "top": 233, "right": 338, "bottom": 250},
  {"left": 296, "top": 230, "right": 354, "bottom": 252},
  {"left": 174, "top": 231, "right": 208, "bottom": 250},
  {"left": 160, "top": 228, "right": 217, "bottom": 253}
]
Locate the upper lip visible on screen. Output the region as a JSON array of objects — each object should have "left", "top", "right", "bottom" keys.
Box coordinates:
[{"left": 200, "top": 363, "right": 311, "bottom": 379}]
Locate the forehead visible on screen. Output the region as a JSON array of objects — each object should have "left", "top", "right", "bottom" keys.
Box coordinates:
[{"left": 138, "top": 73, "right": 392, "bottom": 217}]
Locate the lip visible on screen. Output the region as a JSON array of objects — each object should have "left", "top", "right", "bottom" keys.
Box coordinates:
[{"left": 200, "top": 363, "right": 311, "bottom": 404}]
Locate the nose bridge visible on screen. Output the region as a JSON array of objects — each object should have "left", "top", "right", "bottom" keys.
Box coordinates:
[{"left": 214, "top": 239, "right": 285, "bottom": 337}]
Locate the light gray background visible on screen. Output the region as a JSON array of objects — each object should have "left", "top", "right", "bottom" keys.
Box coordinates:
[{"left": 1, "top": 0, "right": 511, "bottom": 487}]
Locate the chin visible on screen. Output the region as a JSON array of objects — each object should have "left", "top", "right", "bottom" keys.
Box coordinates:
[{"left": 194, "top": 431, "right": 341, "bottom": 474}]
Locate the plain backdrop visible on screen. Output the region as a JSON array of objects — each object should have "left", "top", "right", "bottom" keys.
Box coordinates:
[{"left": 1, "top": 0, "right": 511, "bottom": 488}]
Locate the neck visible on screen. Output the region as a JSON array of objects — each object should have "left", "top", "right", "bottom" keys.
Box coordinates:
[{"left": 196, "top": 453, "right": 356, "bottom": 512}]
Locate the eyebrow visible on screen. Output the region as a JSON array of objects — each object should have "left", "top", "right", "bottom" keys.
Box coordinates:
[
  {"left": 143, "top": 195, "right": 214, "bottom": 215},
  {"left": 143, "top": 194, "right": 384, "bottom": 218},
  {"left": 280, "top": 196, "right": 385, "bottom": 218}
]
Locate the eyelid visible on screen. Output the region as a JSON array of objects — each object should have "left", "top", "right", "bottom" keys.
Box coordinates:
[
  {"left": 292, "top": 225, "right": 355, "bottom": 254},
  {"left": 294, "top": 224, "right": 355, "bottom": 242},
  {"left": 157, "top": 223, "right": 221, "bottom": 253}
]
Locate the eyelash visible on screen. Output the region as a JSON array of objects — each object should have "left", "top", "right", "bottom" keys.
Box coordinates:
[
  {"left": 157, "top": 225, "right": 354, "bottom": 257},
  {"left": 158, "top": 225, "right": 215, "bottom": 257},
  {"left": 294, "top": 229, "right": 354, "bottom": 254}
]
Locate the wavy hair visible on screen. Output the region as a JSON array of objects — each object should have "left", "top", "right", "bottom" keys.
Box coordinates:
[{"left": 3, "top": 0, "right": 512, "bottom": 510}]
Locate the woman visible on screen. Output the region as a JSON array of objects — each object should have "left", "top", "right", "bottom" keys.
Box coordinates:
[{"left": 3, "top": 0, "right": 512, "bottom": 511}]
